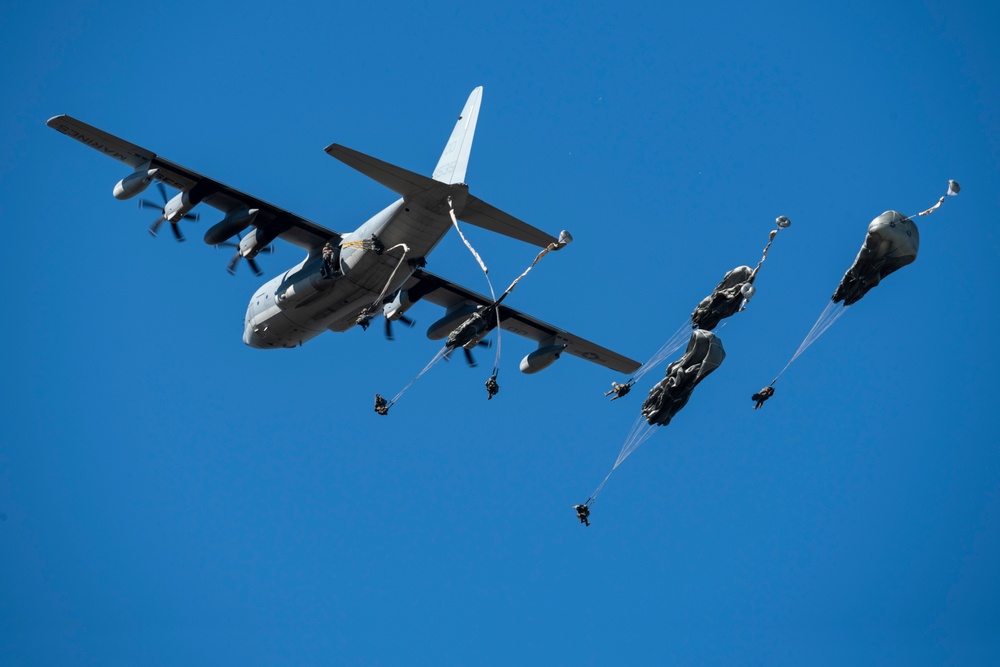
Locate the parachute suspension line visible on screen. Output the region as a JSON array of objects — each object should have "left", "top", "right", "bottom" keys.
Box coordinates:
[
  {"left": 587, "top": 414, "right": 659, "bottom": 506},
  {"left": 630, "top": 321, "right": 692, "bottom": 385},
  {"left": 612, "top": 318, "right": 722, "bottom": 396},
  {"left": 447, "top": 197, "right": 503, "bottom": 374},
  {"left": 770, "top": 300, "right": 851, "bottom": 385},
  {"left": 386, "top": 346, "right": 450, "bottom": 408}
]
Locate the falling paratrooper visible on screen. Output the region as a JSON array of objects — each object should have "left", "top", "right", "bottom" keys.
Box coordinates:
[
  {"left": 581, "top": 215, "right": 789, "bottom": 525},
  {"left": 754, "top": 180, "right": 960, "bottom": 409},
  {"left": 605, "top": 215, "right": 790, "bottom": 401}
]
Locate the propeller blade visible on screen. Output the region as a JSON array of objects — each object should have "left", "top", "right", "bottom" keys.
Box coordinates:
[
  {"left": 247, "top": 257, "right": 263, "bottom": 277},
  {"left": 182, "top": 212, "right": 200, "bottom": 222},
  {"left": 385, "top": 318, "right": 395, "bottom": 341},
  {"left": 399, "top": 314, "right": 415, "bottom": 327},
  {"left": 463, "top": 348, "right": 477, "bottom": 368},
  {"left": 149, "top": 217, "right": 165, "bottom": 237},
  {"left": 138, "top": 199, "right": 162, "bottom": 211},
  {"left": 170, "top": 221, "right": 185, "bottom": 242},
  {"left": 156, "top": 182, "right": 168, "bottom": 203},
  {"left": 226, "top": 252, "right": 240, "bottom": 274}
]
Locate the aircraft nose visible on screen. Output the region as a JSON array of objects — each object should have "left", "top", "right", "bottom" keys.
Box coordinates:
[{"left": 243, "top": 324, "right": 267, "bottom": 349}]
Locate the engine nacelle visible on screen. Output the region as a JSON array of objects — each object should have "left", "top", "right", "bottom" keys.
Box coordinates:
[
  {"left": 383, "top": 289, "right": 417, "bottom": 322},
  {"left": 204, "top": 208, "right": 259, "bottom": 245},
  {"left": 426, "top": 304, "right": 480, "bottom": 340},
  {"left": 113, "top": 167, "right": 158, "bottom": 200},
  {"left": 238, "top": 227, "right": 277, "bottom": 260},
  {"left": 519, "top": 343, "right": 568, "bottom": 374},
  {"left": 163, "top": 190, "right": 201, "bottom": 223}
]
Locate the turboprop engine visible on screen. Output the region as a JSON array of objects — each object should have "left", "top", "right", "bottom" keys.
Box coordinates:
[
  {"left": 383, "top": 289, "right": 417, "bottom": 323},
  {"left": 162, "top": 190, "right": 201, "bottom": 223},
  {"left": 426, "top": 304, "right": 481, "bottom": 340},
  {"left": 204, "top": 208, "right": 259, "bottom": 245}
]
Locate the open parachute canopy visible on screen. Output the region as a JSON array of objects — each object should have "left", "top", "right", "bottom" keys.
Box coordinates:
[
  {"left": 641, "top": 329, "right": 726, "bottom": 426},
  {"left": 832, "top": 210, "right": 919, "bottom": 306},
  {"left": 691, "top": 265, "right": 755, "bottom": 330}
]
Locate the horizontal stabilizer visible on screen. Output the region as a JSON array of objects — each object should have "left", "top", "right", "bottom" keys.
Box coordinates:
[
  {"left": 460, "top": 196, "right": 557, "bottom": 248},
  {"left": 324, "top": 144, "right": 439, "bottom": 198}
]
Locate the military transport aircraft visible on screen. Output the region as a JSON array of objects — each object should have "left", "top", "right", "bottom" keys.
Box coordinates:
[{"left": 47, "top": 88, "right": 640, "bottom": 376}]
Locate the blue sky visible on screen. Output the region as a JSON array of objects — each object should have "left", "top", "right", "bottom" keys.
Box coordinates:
[{"left": 2, "top": 1, "right": 999, "bottom": 665}]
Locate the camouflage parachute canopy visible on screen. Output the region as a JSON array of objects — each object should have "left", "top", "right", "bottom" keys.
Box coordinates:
[
  {"left": 641, "top": 329, "right": 726, "bottom": 426},
  {"left": 691, "top": 266, "right": 754, "bottom": 330},
  {"left": 833, "top": 211, "right": 919, "bottom": 306}
]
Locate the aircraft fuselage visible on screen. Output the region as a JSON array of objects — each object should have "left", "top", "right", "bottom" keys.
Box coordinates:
[{"left": 243, "top": 183, "right": 469, "bottom": 349}]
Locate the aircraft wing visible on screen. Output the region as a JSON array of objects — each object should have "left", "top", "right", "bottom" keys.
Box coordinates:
[
  {"left": 47, "top": 115, "right": 340, "bottom": 250},
  {"left": 405, "top": 269, "right": 641, "bottom": 374}
]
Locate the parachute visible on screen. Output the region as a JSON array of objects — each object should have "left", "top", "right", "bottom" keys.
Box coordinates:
[
  {"left": 756, "top": 181, "right": 960, "bottom": 406},
  {"left": 832, "top": 211, "right": 919, "bottom": 306},
  {"left": 374, "top": 200, "right": 571, "bottom": 414},
  {"left": 691, "top": 215, "right": 789, "bottom": 331},
  {"left": 641, "top": 329, "right": 726, "bottom": 426},
  {"left": 581, "top": 217, "right": 787, "bottom": 521},
  {"left": 605, "top": 216, "right": 790, "bottom": 401}
]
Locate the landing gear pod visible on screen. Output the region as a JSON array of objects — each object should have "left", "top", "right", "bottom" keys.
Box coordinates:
[{"left": 519, "top": 343, "right": 568, "bottom": 374}]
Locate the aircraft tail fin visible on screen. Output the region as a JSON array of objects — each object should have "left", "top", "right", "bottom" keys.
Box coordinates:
[
  {"left": 432, "top": 87, "right": 482, "bottom": 184},
  {"left": 325, "top": 87, "right": 557, "bottom": 249}
]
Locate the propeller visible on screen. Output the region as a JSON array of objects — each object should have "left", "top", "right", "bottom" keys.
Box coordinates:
[
  {"left": 384, "top": 314, "right": 415, "bottom": 341},
  {"left": 138, "top": 183, "right": 199, "bottom": 241},
  {"left": 216, "top": 233, "right": 275, "bottom": 276},
  {"left": 444, "top": 339, "right": 491, "bottom": 367}
]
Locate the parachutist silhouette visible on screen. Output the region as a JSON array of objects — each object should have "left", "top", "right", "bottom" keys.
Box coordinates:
[{"left": 752, "top": 385, "right": 775, "bottom": 409}]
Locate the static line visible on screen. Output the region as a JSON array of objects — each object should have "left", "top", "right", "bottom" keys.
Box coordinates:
[{"left": 447, "top": 198, "right": 502, "bottom": 372}]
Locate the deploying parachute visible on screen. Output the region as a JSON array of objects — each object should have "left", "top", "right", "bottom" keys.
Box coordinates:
[
  {"left": 755, "top": 181, "right": 960, "bottom": 408},
  {"left": 832, "top": 211, "right": 919, "bottom": 306},
  {"left": 641, "top": 330, "right": 726, "bottom": 426},
  {"left": 691, "top": 216, "right": 789, "bottom": 331},
  {"left": 580, "top": 217, "right": 788, "bottom": 523},
  {"left": 373, "top": 198, "right": 572, "bottom": 415},
  {"left": 605, "top": 216, "right": 790, "bottom": 401}
]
